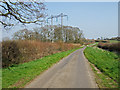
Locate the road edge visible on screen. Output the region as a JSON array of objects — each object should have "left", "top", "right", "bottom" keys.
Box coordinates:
[
  {"left": 24, "top": 48, "right": 82, "bottom": 88},
  {"left": 82, "top": 47, "right": 98, "bottom": 88}
]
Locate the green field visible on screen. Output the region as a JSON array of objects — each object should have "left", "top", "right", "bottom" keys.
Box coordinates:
[
  {"left": 84, "top": 47, "right": 119, "bottom": 88},
  {"left": 109, "top": 40, "right": 119, "bottom": 43},
  {"left": 2, "top": 47, "right": 82, "bottom": 88}
]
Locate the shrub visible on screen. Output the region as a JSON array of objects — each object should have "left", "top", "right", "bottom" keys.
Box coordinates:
[
  {"left": 97, "top": 42, "right": 120, "bottom": 52},
  {"left": 2, "top": 40, "right": 21, "bottom": 68},
  {"left": 2, "top": 40, "right": 81, "bottom": 68}
]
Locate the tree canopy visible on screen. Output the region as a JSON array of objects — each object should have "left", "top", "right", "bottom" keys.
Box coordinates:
[
  {"left": 13, "top": 25, "right": 85, "bottom": 44},
  {"left": 0, "top": 0, "right": 47, "bottom": 28}
]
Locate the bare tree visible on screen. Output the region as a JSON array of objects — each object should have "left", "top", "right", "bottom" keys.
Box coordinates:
[{"left": 0, "top": 0, "right": 47, "bottom": 28}]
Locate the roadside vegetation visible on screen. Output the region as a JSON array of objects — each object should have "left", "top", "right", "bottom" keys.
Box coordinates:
[
  {"left": 84, "top": 47, "right": 119, "bottom": 88},
  {"left": 97, "top": 42, "right": 120, "bottom": 52},
  {"left": 2, "top": 47, "right": 83, "bottom": 88},
  {"left": 2, "top": 25, "right": 95, "bottom": 68},
  {"left": 2, "top": 40, "right": 81, "bottom": 68},
  {"left": 2, "top": 24, "right": 95, "bottom": 88}
]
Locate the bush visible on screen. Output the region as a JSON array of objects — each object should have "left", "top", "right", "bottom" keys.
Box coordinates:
[
  {"left": 2, "top": 40, "right": 21, "bottom": 68},
  {"left": 97, "top": 42, "right": 120, "bottom": 52},
  {"left": 2, "top": 40, "right": 81, "bottom": 68}
]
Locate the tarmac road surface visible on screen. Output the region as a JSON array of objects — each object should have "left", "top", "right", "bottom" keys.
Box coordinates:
[{"left": 25, "top": 47, "right": 98, "bottom": 88}]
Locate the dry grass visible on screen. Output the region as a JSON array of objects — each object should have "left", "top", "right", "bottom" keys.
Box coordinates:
[
  {"left": 2, "top": 40, "right": 81, "bottom": 68},
  {"left": 98, "top": 42, "right": 120, "bottom": 52}
]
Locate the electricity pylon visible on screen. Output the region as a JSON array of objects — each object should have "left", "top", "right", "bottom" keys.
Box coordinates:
[
  {"left": 55, "top": 13, "right": 68, "bottom": 28},
  {"left": 47, "top": 13, "right": 68, "bottom": 28},
  {"left": 46, "top": 13, "right": 68, "bottom": 42},
  {"left": 47, "top": 15, "right": 55, "bottom": 30}
]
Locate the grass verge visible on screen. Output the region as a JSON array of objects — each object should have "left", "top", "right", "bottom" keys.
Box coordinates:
[
  {"left": 109, "top": 40, "right": 120, "bottom": 43},
  {"left": 84, "top": 47, "right": 119, "bottom": 88},
  {"left": 2, "top": 47, "right": 82, "bottom": 88}
]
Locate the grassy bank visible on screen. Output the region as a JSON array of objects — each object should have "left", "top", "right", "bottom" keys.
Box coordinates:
[
  {"left": 109, "top": 40, "right": 120, "bottom": 43},
  {"left": 84, "top": 47, "right": 119, "bottom": 88},
  {"left": 2, "top": 47, "right": 82, "bottom": 88}
]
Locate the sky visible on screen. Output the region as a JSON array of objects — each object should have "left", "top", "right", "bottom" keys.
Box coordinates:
[
  {"left": 45, "top": 2, "right": 118, "bottom": 39},
  {"left": 2, "top": 2, "right": 118, "bottom": 40}
]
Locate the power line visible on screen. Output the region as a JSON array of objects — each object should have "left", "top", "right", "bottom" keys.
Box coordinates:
[
  {"left": 47, "top": 13, "right": 68, "bottom": 28},
  {"left": 46, "top": 13, "right": 68, "bottom": 43}
]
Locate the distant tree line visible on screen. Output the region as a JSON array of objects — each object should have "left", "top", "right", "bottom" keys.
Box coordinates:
[
  {"left": 13, "top": 25, "right": 85, "bottom": 44},
  {"left": 97, "top": 37, "right": 120, "bottom": 41}
]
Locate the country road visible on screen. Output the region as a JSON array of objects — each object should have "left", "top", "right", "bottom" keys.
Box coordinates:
[{"left": 25, "top": 47, "right": 98, "bottom": 88}]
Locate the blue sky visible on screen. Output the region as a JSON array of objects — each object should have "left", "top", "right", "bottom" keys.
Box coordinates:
[
  {"left": 2, "top": 2, "right": 118, "bottom": 40},
  {"left": 45, "top": 2, "right": 118, "bottom": 39}
]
